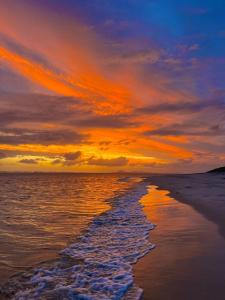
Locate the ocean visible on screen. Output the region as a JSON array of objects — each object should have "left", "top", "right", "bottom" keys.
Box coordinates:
[
  {"left": 0, "top": 173, "right": 154, "bottom": 299},
  {"left": 1, "top": 173, "right": 225, "bottom": 299}
]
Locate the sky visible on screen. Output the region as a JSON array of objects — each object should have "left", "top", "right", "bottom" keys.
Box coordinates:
[{"left": 0, "top": 0, "right": 225, "bottom": 173}]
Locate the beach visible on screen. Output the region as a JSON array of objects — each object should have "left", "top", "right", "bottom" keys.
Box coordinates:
[
  {"left": 134, "top": 176, "right": 225, "bottom": 300},
  {"left": 149, "top": 173, "right": 225, "bottom": 237}
]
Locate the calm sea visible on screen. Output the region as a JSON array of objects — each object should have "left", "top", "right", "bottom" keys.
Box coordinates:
[{"left": 0, "top": 173, "right": 141, "bottom": 283}]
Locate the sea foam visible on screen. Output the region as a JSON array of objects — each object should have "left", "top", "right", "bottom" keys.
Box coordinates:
[{"left": 6, "top": 181, "right": 155, "bottom": 299}]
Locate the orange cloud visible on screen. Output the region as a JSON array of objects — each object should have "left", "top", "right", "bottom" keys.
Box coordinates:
[
  {"left": 0, "top": 47, "right": 83, "bottom": 98},
  {"left": 0, "top": 1, "right": 208, "bottom": 173},
  {"left": 0, "top": 1, "right": 132, "bottom": 114}
]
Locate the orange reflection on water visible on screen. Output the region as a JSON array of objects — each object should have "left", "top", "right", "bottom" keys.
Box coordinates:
[
  {"left": 140, "top": 185, "right": 204, "bottom": 237},
  {"left": 0, "top": 174, "right": 139, "bottom": 283}
]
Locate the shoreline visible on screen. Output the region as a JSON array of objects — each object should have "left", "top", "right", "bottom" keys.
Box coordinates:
[
  {"left": 1, "top": 179, "right": 154, "bottom": 300},
  {"left": 133, "top": 182, "right": 225, "bottom": 300},
  {"left": 148, "top": 173, "right": 225, "bottom": 238},
  {"left": 2, "top": 173, "right": 225, "bottom": 299}
]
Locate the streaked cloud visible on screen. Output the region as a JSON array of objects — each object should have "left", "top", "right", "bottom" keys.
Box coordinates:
[
  {"left": 137, "top": 100, "right": 225, "bottom": 114},
  {"left": 0, "top": 128, "right": 87, "bottom": 145},
  {"left": 0, "top": 0, "right": 225, "bottom": 173},
  {"left": 88, "top": 157, "right": 128, "bottom": 167},
  {"left": 145, "top": 124, "right": 225, "bottom": 137}
]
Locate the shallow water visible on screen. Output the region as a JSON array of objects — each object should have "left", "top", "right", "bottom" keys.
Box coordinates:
[
  {"left": 5, "top": 181, "right": 154, "bottom": 299},
  {"left": 134, "top": 185, "right": 225, "bottom": 300},
  {"left": 0, "top": 173, "right": 140, "bottom": 284}
]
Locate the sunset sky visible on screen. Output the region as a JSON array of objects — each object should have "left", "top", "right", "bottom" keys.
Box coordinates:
[{"left": 0, "top": 0, "right": 225, "bottom": 173}]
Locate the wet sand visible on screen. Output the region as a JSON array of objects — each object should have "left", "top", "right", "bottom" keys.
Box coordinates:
[
  {"left": 150, "top": 173, "right": 225, "bottom": 237},
  {"left": 134, "top": 184, "right": 225, "bottom": 300}
]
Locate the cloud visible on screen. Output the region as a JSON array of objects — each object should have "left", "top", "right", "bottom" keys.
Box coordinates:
[
  {"left": 0, "top": 152, "right": 6, "bottom": 159},
  {"left": 0, "top": 128, "right": 87, "bottom": 145},
  {"left": 0, "top": 2, "right": 131, "bottom": 113},
  {"left": 0, "top": 0, "right": 224, "bottom": 174},
  {"left": 137, "top": 100, "right": 225, "bottom": 115},
  {"left": 106, "top": 49, "right": 161, "bottom": 65},
  {"left": 88, "top": 156, "right": 128, "bottom": 167},
  {"left": 145, "top": 123, "right": 225, "bottom": 137},
  {"left": 0, "top": 65, "right": 34, "bottom": 93},
  {"left": 99, "top": 141, "right": 112, "bottom": 146},
  {"left": 71, "top": 114, "right": 136, "bottom": 128},
  {"left": 19, "top": 158, "right": 39, "bottom": 164},
  {"left": 54, "top": 153, "right": 129, "bottom": 168},
  {"left": 63, "top": 151, "right": 82, "bottom": 166},
  {"left": 64, "top": 151, "right": 82, "bottom": 161},
  {"left": 138, "top": 102, "right": 202, "bottom": 114},
  {"left": 0, "top": 32, "right": 57, "bottom": 73},
  {"left": 0, "top": 92, "right": 134, "bottom": 130},
  {"left": 0, "top": 92, "right": 87, "bottom": 127},
  {"left": 51, "top": 151, "right": 82, "bottom": 166},
  {"left": 51, "top": 159, "right": 63, "bottom": 165},
  {"left": 177, "top": 43, "right": 199, "bottom": 53}
]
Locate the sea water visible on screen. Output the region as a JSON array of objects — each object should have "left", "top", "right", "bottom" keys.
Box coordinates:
[{"left": 0, "top": 173, "right": 154, "bottom": 299}]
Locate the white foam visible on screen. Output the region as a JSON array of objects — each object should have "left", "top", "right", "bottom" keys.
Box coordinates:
[{"left": 12, "top": 182, "right": 155, "bottom": 299}]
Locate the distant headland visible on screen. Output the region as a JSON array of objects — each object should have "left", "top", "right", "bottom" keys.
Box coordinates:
[{"left": 207, "top": 166, "right": 225, "bottom": 173}]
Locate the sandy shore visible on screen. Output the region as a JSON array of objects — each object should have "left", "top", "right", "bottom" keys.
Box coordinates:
[
  {"left": 134, "top": 177, "right": 225, "bottom": 300},
  {"left": 149, "top": 172, "right": 225, "bottom": 237}
]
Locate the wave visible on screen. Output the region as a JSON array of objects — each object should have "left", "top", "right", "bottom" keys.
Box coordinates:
[{"left": 2, "top": 181, "right": 155, "bottom": 300}]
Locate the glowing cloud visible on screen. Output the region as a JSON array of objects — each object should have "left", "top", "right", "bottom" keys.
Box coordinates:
[{"left": 0, "top": 0, "right": 224, "bottom": 173}]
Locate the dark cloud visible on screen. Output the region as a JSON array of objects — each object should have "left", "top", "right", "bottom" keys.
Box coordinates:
[
  {"left": 64, "top": 151, "right": 82, "bottom": 161},
  {"left": 63, "top": 151, "right": 82, "bottom": 166},
  {"left": 88, "top": 156, "right": 128, "bottom": 167},
  {"left": 0, "top": 128, "right": 87, "bottom": 145},
  {"left": 0, "top": 93, "right": 86, "bottom": 127},
  {"left": 0, "top": 66, "right": 33, "bottom": 93},
  {"left": 145, "top": 123, "right": 225, "bottom": 137},
  {"left": 51, "top": 159, "right": 63, "bottom": 165},
  {"left": 19, "top": 158, "right": 39, "bottom": 164},
  {"left": 97, "top": 138, "right": 136, "bottom": 151},
  {"left": 117, "top": 138, "right": 136, "bottom": 145},
  {"left": 70, "top": 114, "right": 136, "bottom": 128},
  {"left": 137, "top": 100, "right": 225, "bottom": 115},
  {"left": 51, "top": 151, "right": 83, "bottom": 166},
  {"left": 0, "top": 92, "right": 135, "bottom": 130},
  {"left": 99, "top": 141, "right": 112, "bottom": 146},
  {"left": 0, "top": 152, "right": 6, "bottom": 159}
]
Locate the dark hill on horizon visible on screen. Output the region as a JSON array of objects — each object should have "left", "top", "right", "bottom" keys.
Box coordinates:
[{"left": 207, "top": 166, "right": 225, "bottom": 173}]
